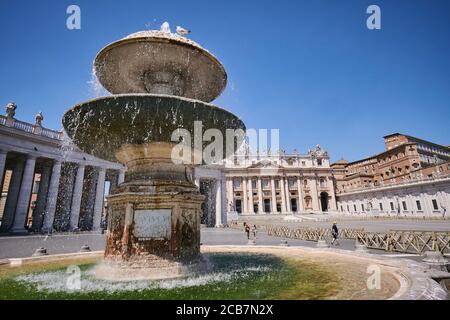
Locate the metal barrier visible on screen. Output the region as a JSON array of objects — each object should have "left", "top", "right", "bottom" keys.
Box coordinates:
[
  {"left": 229, "top": 221, "right": 450, "bottom": 255},
  {"left": 230, "top": 223, "right": 364, "bottom": 242},
  {"left": 357, "top": 230, "right": 450, "bottom": 254},
  {"left": 266, "top": 225, "right": 364, "bottom": 241}
]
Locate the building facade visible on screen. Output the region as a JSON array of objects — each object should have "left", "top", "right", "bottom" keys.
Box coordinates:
[
  {"left": 2, "top": 104, "right": 449, "bottom": 234},
  {"left": 0, "top": 103, "right": 125, "bottom": 233},
  {"left": 332, "top": 133, "right": 450, "bottom": 216},
  {"left": 0, "top": 104, "right": 338, "bottom": 233},
  {"left": 224, "top": 145, "right": 337, "bottom": 215}
]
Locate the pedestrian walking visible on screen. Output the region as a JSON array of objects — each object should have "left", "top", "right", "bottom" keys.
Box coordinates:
[
  {"left": 244, "top": 223, "right": 250, "bottom": 240},
  {"left": 331, "top": 221, "right": 340, "bottom": 246},
  {"left": 251, "top": 225, "right": 257, "bottom": 239}
]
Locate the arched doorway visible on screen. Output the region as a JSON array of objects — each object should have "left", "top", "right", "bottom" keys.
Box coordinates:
[{"left": 320, "top": 192, "right": 329, "bottom": 212}]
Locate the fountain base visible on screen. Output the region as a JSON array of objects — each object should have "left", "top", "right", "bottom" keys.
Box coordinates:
[
  {"left": 95, "top": 254, "right": 210, "bottom": 281},
  {"left": 105, "top": 143, "right": 205, "bottom": 263}
]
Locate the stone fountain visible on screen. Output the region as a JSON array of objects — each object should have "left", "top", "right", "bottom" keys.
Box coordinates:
[{"left": 62, "top": 23, "right": 245, "bottom": 280}]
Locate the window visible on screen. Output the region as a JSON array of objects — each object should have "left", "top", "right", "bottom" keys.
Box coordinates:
[
  {"left": 262, "top": 179, "right": 270, "bottom": 189},
  {"left": 289, "top": 178, "right": 296, "bottom": 188},
  {"left": 251, "top": 180, "right": 256, "bottom": 189},
  {"left": 379, "top": 203, "right": 383, "bottom": 211},
  {"left": 317, "top": 159, "right": 323, "bottom": 166},
  {"left": 291, "top": 199, "right": 298, "bottom": 212},
  {"left": 233, "top": 179, "right": 241, "bottom": 188},
  {"left": 354, "top": 204, "right": 357, "bottom": 212},
  {"left": 275, "top": 180, "right": 280, "bottom": 189},
  {"left": 276, "top": 203, "right": 281, "bottom": 212},
  {"left": 253, "top": 203, "right": 258, "bottom": 213},
  {"left": 402, "top": 201, "right": 407, "bottom": 211},
  {"left": 303, "top": 179, "right": 308, "bottom": 187},
  {"left": 320, "top": 178, "right": 326, "bottom": 188},
  {"left": 432, "top": 199, "right": 439, "bottom": 210},
  {"left": 361, "top": 204, "right": 365, "bottom": 211},
  {"left": 235, "top": 200, "right": 242, "bottom": 213},
  {"left": 416, "top": 200, "right": 422, "bottom": 211},
  {"left": 264, "top": 199, "right": 271, "bottom": 213},
  {"left": 390, "top": 202, "right": 394, "bottom": 211},
  {"left": 347, "top": 205, "right": 350, "bottom": 212}
]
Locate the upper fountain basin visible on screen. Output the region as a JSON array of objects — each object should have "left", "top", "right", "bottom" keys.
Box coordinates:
[
  {"left": 62, "top": 94, "right": 245, "bottom": 163},
  {"left": 94, "top": 30, "right": 227, "bottom": 103}
]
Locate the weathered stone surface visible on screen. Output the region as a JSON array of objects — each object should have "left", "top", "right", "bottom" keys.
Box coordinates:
[
  {"left": 94, "top": 30, "right": 227, "bottom": 102},
  {"left": 106, "top": 189, "right": 204, "bottom": 260},
  {"left": 62, "top": 95, "right": 245, "bottom": 163}
]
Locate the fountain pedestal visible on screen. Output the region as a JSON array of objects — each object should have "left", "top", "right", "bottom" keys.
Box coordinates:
[
  {"left": 96, "top": 143, "right": 206, "bottom": 280},
  {"left": 105, "top": 188, "right": 203, "bottom": 260}
]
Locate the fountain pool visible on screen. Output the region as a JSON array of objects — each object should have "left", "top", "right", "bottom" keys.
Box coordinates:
[{"left": 2, "top": 245, "right": 445, "bottom": 300}]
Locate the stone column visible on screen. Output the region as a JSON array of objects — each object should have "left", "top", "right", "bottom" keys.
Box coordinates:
[
  {"left": 382, "top": 195, "right": 389, "bottom": 214},
  {"left": 310, "top": 176, "right": 320, "bottom": 211},
  {"left": 215, "top": 180, "right": 222, "bottom": 227},
  {"left": 257, "top": 178, "right": 264, "bottom": 214},
  {"left": 285, "top": 178, "right": 291, "bottom": 212},
  {"left": 270, "top": 177, "right": 277, "bottom": 213},
  {"left": 42, "top": 160, "right": 62, "bottom": 232},
  {"left": 93, "top": 168, "right": 106, "bottom": 230},
  {"left": 0, "top": 157, "right": 25, "bottom": 232},
  {"left": 328, "top": 178, "right": 338, "bottom": 211},
  {"left": 297, "top": 176, "right": 305, "bottom": 212},
  {"left": 247, "top": 177, "right": 254, "bottom": 213},
  {"left": 221, "top": 178, "right": 227, "bottom": 224},
  {"left": 0, "top": 150, "right": 7, "bottom": 192},
  {"left": 443, "top": 191, "right": 450, "bottom": 216},
  {"left": 280, "top": 177, "right": 287, "bottom": 213},
  {"left": 69, "top": 164, "right": 85, "bottom": 230},
  {"left": 425, "top": 192, "right": 436, "bottom": 216},
  {"left": 226, "top": 178, "right": 234, "bottom": 212},
  {"left": 118, "top": 169, "right": 125, "bottom": 184},
  {"left": 270, "top": 178, "right": 277, "bottom": 213},
  {"left": 30, "top": 162, "right": 52, "bottom": 232},
  {"left": 79, "top": 168, "right": 98, "bottom": 230},
  {"left": 242, "top": 178, "right": 248, "bottom": 214},
  {"left": 11, "top": 156, "right": 37, "bottom": 233},
  {"left": 406, "top": 194, "right": 415, "bottom": 215}
]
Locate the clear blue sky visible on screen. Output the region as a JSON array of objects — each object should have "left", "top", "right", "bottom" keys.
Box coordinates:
[{"left": 1, "top": 0, "right": 449, "bottom": 162}]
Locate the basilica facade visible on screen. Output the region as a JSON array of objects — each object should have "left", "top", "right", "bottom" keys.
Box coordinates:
[{"left": 223, "top": 146, "right": 337, "bottom": 215}]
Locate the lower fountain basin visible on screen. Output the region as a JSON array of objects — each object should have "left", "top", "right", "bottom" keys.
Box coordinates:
[
  {"left": 0, "top": 247, "right": 417, "bottom": 300},
  {"left": 95, "top": 254, "right": 210, "bottom": 282},
  {"left": 62, "top": 94, "right": 246, "bottom": 163}
]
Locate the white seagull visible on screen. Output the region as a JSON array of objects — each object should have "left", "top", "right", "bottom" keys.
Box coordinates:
[
  {"left": 176, "top": 26, "right": 191, "bottom": 36},
  {"left": 160, "top": 21, "right": 171, "bottom": 33}
]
